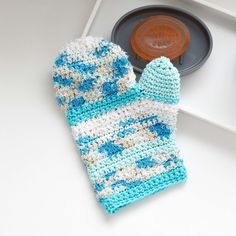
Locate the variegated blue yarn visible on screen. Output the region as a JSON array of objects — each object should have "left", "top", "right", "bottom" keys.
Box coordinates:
[{"left": 52, "top": 36, "right": 187, "bottom": 214}]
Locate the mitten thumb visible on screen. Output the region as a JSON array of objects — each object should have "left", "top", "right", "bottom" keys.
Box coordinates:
[{"left": 138, "top": 57, "right": 180, "bottom": 104}]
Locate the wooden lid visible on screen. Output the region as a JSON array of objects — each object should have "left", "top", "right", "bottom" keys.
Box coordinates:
[{"left": 130, "top": 15, "right": 190, "bottom": 61}]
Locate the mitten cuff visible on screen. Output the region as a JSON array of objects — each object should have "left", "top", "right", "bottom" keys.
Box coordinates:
[{"left": 99, "top": 166, "right": 187, "bottom": 214}]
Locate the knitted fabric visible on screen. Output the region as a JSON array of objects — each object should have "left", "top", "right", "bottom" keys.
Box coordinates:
[{"left": 52, "top": 36, "right": 187, "bottom": 214}]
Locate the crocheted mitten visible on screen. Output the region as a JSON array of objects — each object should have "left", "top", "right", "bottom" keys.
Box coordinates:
[{"left": 52, "top": 36, "right": 187, "bottom": 214}]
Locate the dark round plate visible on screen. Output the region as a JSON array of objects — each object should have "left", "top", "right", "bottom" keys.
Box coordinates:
[{"left": 111, "top": 5, "right": 213, "bottom": 76}]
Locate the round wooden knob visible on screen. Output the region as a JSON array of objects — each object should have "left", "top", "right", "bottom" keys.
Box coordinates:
[{"left": 130, "top": 15, "right": 190, "bottom": 61}]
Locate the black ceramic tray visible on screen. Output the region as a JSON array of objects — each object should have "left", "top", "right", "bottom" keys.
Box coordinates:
[{"left": 111, "top": 5, "right": 213, "bottom": 76}]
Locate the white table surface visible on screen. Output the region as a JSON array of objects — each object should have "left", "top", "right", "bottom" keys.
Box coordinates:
[{"left": 1, "top": 1, "right": 236, "bottom": 236}]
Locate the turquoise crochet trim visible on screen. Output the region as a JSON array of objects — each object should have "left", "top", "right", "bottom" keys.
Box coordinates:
[
  {"left": 99, "top": 166, "right": 187, "bottom": 214},
  {"left": 67, "top": 87, "right": 179, "bottom": 126},
  {"left": 67, "top": 87, "right": 141, "bottom": 126}
]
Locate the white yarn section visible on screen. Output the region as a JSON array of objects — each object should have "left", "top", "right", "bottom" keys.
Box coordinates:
[{"left": 71, "top": 99, "right": 178, "bottom": 139}]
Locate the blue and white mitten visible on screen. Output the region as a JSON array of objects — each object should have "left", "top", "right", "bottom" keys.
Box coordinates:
[{"left": 52, "top": 36, "right": 187, "bottom": 214}]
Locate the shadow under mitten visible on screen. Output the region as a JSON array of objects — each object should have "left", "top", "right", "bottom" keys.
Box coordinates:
[{"left": 52, "top": 36, "right": 187, "bottom": 214}]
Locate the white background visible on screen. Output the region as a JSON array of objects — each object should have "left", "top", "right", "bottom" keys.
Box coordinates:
[{"left": 1, "top": 1, "right": 236, "bottom": 236}]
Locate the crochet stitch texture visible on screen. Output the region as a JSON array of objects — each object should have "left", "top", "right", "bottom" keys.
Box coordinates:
[{"left": 52, "top": 36, "right": 187, "bottom": 214}]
